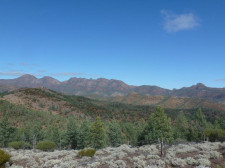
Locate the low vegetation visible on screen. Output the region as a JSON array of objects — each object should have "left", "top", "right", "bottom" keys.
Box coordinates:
[
  {"left": 216, "top": 164, "right": 225, "bottom": 168},
  {"left": 8, "top": 141, "right": 31, "bottom": 149},
  {"left": 36, "top": 140, "right": 56, "bottom": 151},
  {"left": 2, "top": 142, "right": 225, "bottom": 167},
  {"left": 205, "top": 129, "right": 225, "bottom": 142},
  {"left": 78, "top": 148, "right": 96, "bottom": 157},
  {"left": 0, "top": 149, "right": 11, "bottom": 167}
]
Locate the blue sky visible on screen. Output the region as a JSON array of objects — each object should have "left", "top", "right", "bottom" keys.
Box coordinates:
[{"left": 0, "top": 0, "right": 225, "bottom": 89}]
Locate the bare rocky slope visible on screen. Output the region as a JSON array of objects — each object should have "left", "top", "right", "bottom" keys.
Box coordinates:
[{"left": 2, "top": 142, "right": 225, "bottom": 168}]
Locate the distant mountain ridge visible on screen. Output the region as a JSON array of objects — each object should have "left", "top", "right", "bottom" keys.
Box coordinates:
[{"left": 1, "top": 74, "right": 225, "bottom": 103}]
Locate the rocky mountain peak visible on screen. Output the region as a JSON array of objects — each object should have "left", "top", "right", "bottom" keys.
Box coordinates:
[
  {"left": 39, "top": 76, "right": 61, "bottom": 85},
  {"left": 192, "top": 83, "right": 206, "bottom": 89},
  {"left": 18, "top": 74, "right": 37, "bottom": 80}
]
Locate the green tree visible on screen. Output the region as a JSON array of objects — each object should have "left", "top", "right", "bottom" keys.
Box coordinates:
[
  {"left": 31, "top": 124, "right": 45, "bottom": 149},
  {"left": 65, "top": 117, "right": 78, "bottom": 149},
  {"left": 217, "top": 113, "right": 225, "bottom": 129},
  {"left": 89, "top": 117, "right": 106, "bottom": 149},
  {"left": 195, "top": 108, "right": 207, "bottom": 128},
  {"left": 173, "top": 111, "right": 189, "bottom": 140},
  {"left": 50, "top": 127, "right": 62, "bottom": 149},
  {"left": 193, "top": 108, "right": 208, "bottom": 141},
  {"left": 213, "top": 120, "right": 221, "bottom": 129},
  {"left": 77, "top": 120, "right": 90, "bottom": 149},
  {"left": 107, "top": 121, "right": 123, "bottom": 147},
  {"left": 0, "top": 117, "right": 16, "bottom": 147},
  {"left": 122, "top": 122, "right": 137, "bottom": 146},
  {"left": 58, "top": 130, "right": 68, "bottom": 149},
  {"left": 17, "top": 123, "right": 35, "bottom": 144},
  {"left": 186, "top": 122, "right": 199, "bottom": 141},
  {"left": 141, "top": 106, "right": 173, "bottom": 144}
]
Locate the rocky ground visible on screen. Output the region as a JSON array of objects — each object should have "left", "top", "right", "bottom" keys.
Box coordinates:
[{"left": 2, "top": 142, "right": 225, "bottom": 168}]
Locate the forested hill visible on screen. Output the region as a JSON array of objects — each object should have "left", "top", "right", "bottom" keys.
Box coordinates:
[
  {"left": 104, "top": 92, "right": 225, "bottom": 112},
  {"left": 0, "top": 88, "right": 224, "bottom": 123},
  {"left": 0, "top": 88, "right": 224, "bottom": 157}
]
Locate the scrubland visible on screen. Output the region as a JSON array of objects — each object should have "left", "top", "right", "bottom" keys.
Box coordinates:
[{"left": 2, "top": 142, "right": 225, "bottom": 168}]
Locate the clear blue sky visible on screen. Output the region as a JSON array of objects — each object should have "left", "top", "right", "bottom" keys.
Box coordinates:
[{"left": 0, "top": 0, "right": 225, "bottom": 89}]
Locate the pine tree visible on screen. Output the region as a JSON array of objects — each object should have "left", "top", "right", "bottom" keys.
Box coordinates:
[
  {"left": 195, "top": 108, "right": 207, "bottom": 128},
  {"left": 141, "top": 106, "right": 173, "bottom": 144},
  {"left": 107, "top": 121, "right": 123, "bottom": 147},
  {"left": 17, "top": 124, "right": 31, "bottom": 143},
  {"left": 65, "top": 117, "right": 78, "bottom": 149},
  {"left": 174, "top": 111, "right": 189, "bottom": 140},
  {"left": 59, "top": 130, "right": 68, "bottom": 149},
  {"left": 89, "top": 117, "right": 106, "bottom": 149},
  {"left": 31, "top": 124, "right": 44, "bottom": 149},
  {"left": 194, "top": 108, "right": 207, "bottom": 141},
  {"left": 216, "top": 113, "right": 225, "bottom": 129},
  {"left": 51, "top": 127, "right": 61, "bottom": 148},
  {"left": 77, "top": 120, "right": 90, "bottom": 149},
  {"left": 187, "top": 122, "right": 199, "bottom": 141},
  {"left": 0, "top": 117, "right": 16, "bottom": 147},
  {"left": 213, "top": 120, "right": 221, "bottom": 129},
  {"left": 123, "top": 122, "right": 137, "bottom": 146}
]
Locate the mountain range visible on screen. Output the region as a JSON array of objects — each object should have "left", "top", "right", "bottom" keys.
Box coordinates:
[{"left": 1, "top": 74, "right": 225, "bottom": 104}]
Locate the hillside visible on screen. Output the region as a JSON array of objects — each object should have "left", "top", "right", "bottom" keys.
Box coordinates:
[
  {"left": 171, "top": 83, "right": 225, "bottom": 103},
  {"left": 0, "top": 88, "right": 154, "bottom": 121},
  {"left": 105, "top": 92, "right": 225, "bottom": 112},
  {"left": 1, "top": 75, "right": 225, "bottom": 103},
  {"left": 0, "top": 88, "right": 224, "bottom": 124}
]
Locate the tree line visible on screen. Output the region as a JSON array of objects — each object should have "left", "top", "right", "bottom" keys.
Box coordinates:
[{"left": 0, "top": 106, "right": 225, "bottom": 150}]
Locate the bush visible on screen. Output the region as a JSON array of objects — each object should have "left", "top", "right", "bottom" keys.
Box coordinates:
[
  {"left": 36, "top": 140, "right": 56, "bottom": 151},
  {"left": 78, "top": 148, "right": 96, "bottom": 157},
  {"left": 0, "top": 149, "right": 11, "bottom": 167},
  {"left": 8, "top": 141, "right": 31, "bottom": 149},
  {"left": 205, "top": 129, "right": 225, "bottom": 142},
  {"left": 216, "top": 164, "right": 225, "bottom": 168}
]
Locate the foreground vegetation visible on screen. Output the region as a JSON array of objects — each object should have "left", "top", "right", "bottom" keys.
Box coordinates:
[
  {"left": 1, "top": 142, "right": 225, "bottom": 168},
  {"left": 0, "top": 149, "right": 11, "bottom": 167},
  {"left": 0, "top": 89, "right": 225, "bottom": 167},
  {"left": 0, "top": 93, "right": 225, "bottom": 148},
  {"left": 0, "top": 102, "right": 225, "bottom": 151}
]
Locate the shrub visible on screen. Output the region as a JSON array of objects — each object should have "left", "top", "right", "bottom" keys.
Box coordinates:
[
  {"left": 205, "top": 129, "right": 225, "bottom": 142},
  {"left": 218, "top": 163, "right": 225, "bottom": 168},
  {"left": 36, "top": 140, "right": 56, "bottom": 151},
  {"left": 78, "top": 148, "right": 96, "bottom": 157},
  {"left": 216, "top": 165, "right": 225, "bottom": 168},
  {"left": 0, "top": 149, "right": 11, "bottom": 167},
  {"left": 8, "top": 141, "right": 31, "bottom": 149}
]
